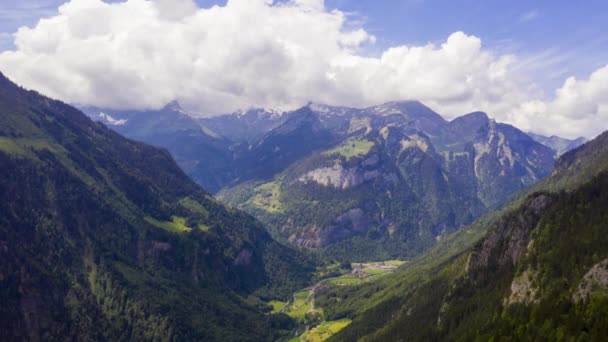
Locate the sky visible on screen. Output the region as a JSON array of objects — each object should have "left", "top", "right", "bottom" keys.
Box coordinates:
[{"left": 0, "top": 0, "right": 607, "bottom": 138}]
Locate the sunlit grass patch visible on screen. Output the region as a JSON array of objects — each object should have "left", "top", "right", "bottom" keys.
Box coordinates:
[
  {"left": 268, "top": 300, "right": 288, "bottom": 313},
  {"left": 144, "top": 215, "right": 192, "bottom": 233},
  {"left": 179, "top": 197, "right": 209, "bottom": 217},
  {"left": 285, "top": 290, "right": 312, "bottom": 321},
  {"left": 364, "top": 268, "right": 391, "bottom": 275},
  {"left": 328, "top": 276, "right": 364, "bottom": 286},
  {"left": 251, "top": 181, "right": 283, "bottom": 213},
  {"left": 302, "top": 318, "right": 352, "bottom": 342},
  {"left": 383, "top": 259, "right": 407, "bottom": 267},
  {"left": 323, "top": 139, "right": 374, "bottom": 161}
]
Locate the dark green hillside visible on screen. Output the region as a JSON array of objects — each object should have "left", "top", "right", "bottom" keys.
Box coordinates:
[
  {"left": 315, "top": 131, "right": 608, "bottom": 341},
  {"left": 0, "top": 72, "right": 313, "bottom": 341}
]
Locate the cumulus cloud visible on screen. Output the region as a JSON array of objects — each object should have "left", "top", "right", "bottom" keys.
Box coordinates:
[
  {"left": 0, "top": 0, "right": 605, "bottom": 138},
  {"left": 511, "top": 65, "right": 608, "bottom": 138}
]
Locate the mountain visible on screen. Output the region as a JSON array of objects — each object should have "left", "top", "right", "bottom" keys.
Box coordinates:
[
  {"left": 81, "top": 102, "right": 236, "bottom": 193},
  {"left": 315, "top": 130, "right": 608, "bottom": 341},
  {"left": 233, "top": 107, "right": 336, "bottom": 182},
  {"left": 529, "top": 132, "right": 588, "bottom": 156},
  {"left": 199, "top": 108, "right": 290, "bottom": 143},
  {"left": 82, "top": 98, "right": 555, "bottom": 261},
  {"left": 0, "top": 72, "right": 314, "bottom": 341},
  {"left": 219, "top": 102, "right": 555, "bottom": 260}
]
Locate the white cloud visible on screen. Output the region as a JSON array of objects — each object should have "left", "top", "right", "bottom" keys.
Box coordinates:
[
  {"left": 512, "top": 64, "right": 608, "bottom": 139},
  {"left": 0, "top": 0, "right": 606, "bottom": 138}
]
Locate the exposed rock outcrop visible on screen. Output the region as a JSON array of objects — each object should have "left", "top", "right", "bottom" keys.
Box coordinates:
[
  {"left": 573, "top": 258, "right": 608, "bottom": 303},
  {"left": 506, "top": 270, "right": 539, "bottom": 305},
  {"left": 298, "top": 164, "right": 379, "bottom": 189},
  {"left": 469, "top": 194, "right": 551, "bottom": 271},
  {"left": 287, "top": 208, "right": 369, "bottom": 248}
]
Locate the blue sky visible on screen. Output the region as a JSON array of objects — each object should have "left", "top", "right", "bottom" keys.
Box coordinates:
[{"left": 1, "top": 0, "right": 606, "bottom": 92}]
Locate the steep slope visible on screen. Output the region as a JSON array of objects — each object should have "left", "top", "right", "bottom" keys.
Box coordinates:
[
  {"left": 199, "top": 108, "right": 290, "bottom": 143},
  {"left": 0, "top": 72, "right": 313, "bottom": 341},
  {"left": 317, "top": 130, "right": 608, "bottom": 341},
  {"left": 81, "top": 102, "right": 235, "bottom": 193},
  {"left": 232, "top": 107, "right": 336, "bottom": 182},
  {"left": 220, "top": 103, "right": 554, "bottom": 261},
  {"left": 443, "top": 112, "right": 555, "bottom": 208},
  {"left": 529, "top": 132, "right": 588, "bottom": 157}
]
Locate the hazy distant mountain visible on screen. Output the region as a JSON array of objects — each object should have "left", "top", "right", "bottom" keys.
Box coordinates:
[
  {"left": 528, "top": 132, "right": 588, "bottom": 156},
  {"left": 81, "top": 102, "right": 236, "bottom": 193},
  {"left": 200, "top": 108, "right": 291, "bottom": 143},
  {"left": 0, "top": 73, "right": 313, "bottom": 341}
]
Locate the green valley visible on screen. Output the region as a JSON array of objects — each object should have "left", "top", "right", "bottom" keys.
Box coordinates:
[{"left": 268, "top": 260, "right": 406, "bottom": 341}]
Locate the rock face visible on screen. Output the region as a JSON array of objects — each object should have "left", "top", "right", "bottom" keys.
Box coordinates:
[
  {"left": 287, "top": 208, "right": 370, "bottom": 248},
  {"left": 469, "top": 194, "right": 552, "bottom": 271},
  {"left": 506, "top": 270, "right": 539, "bottom": 305},
  {"left": 298, "top": 164, "right": 377, "bottom": 190},
  {"left": 573, "top": 258, "right": 608, "bottom": 303}
]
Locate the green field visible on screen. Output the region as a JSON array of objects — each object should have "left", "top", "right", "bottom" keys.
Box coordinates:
[
  {"left": 301, "top": 318, "right": 352, "bottom": 342},
  {"left": 250, "top": 181, "right": 284, "bottom": 213},
  {"left": 364, "top": 268, "right": 391, "bottom": 275},
  {"left": 328, "top": 276, "right": 364, "bottom": 286},
  {"left": 144, "top": 216, "right": 192, "bottom": 233},
  {"left": 383, "top": 260, "right": 407, "bottom": 267},
  {"left": 268, "top": 300, "right": 288, "bottom": 313},
  {"left": 285, "top": 290, "right": 312, "bottom": 320},
  {"left": 314, "top": 263, "right": 351, "bottom": 279},
  {"left": 323, "top": 139, "right": 374, "bottom": 161}
]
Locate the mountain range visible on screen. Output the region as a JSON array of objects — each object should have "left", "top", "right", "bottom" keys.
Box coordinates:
[
  {"left": 84, "top": 101, "right": 581, "bottom": 260},
  {"left": 3, "top": 68, "right": 606, "bottom": 341},
  {"left": 528, "top": 132, "right": 588, "bottom": 157}
]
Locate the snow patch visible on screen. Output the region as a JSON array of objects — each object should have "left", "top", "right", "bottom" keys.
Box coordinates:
[{"left": 98, "top": 112, "right": 127, "bottom": 125}]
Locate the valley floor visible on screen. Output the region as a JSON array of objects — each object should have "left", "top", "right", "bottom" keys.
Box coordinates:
[{"left": 273, "top": 260, "right": 406, "bottom": 342}]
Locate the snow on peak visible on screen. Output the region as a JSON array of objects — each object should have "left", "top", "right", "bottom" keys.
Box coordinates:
[
  {"left": 235, "top": 108, "right": 287, "bottom": 119},
  {"left": 98, "top": 112, "right": 127, "bottom": 125}
]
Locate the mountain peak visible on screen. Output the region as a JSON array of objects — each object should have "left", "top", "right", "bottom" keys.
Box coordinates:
[
  {"left": 267, "top": 106, "right": 321, "bottom": 136},
  {"left": 162, "top": 100, "right": 185, "bottom": 113},
  {"left": 528, "top": 132, "right": 589, "bottom": 156},
  {"left": 235, "top": 107, "right": 286, "bottom": 119},
  {"left": 457, "top": 111, "right": 489, "bottom": 122},
  {"left": 370, "top": 100, "right": 446, "bottom": 123}
]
